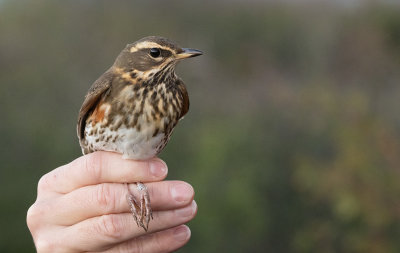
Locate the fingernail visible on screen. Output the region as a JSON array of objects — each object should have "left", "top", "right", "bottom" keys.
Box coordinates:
[
  {"left": 171, "top": 183, "right": 193, "bottom": 203},
  {"left": 175, "top": 200, "right": 197, "bottom": 218},
  {"left": 174, "top": 225, "right": 191, "bottom": 241},
  {"left": 149, "top": 159, "right": 167, "bottom": 178}
]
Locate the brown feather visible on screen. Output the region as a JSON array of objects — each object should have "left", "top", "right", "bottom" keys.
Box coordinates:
[
  {"left": 179, "top": 82, "right": 190, "bottom": 119},
  {"left": 77, "top": 68, "right": 115, "bottom": 142},
  {"left": 172, "top": 78, "right": 189, "bottom": 120}
]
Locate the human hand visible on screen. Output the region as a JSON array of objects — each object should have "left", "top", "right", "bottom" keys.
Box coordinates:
[{"left": 27, "top": 151, "right": 196, "bottom": 252}]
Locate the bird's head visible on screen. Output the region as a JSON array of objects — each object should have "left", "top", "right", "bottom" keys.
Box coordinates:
[{"left": 113, "top": 36, "right": 202, "bottom": 80}]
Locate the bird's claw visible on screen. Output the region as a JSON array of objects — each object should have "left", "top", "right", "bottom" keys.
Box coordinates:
[{"left": 126, "top": 182, "right": 153, "bottom": 231}]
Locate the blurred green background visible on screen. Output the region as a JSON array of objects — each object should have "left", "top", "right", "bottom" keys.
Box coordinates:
[{"left": 1, "top": 0, "right": 400, "bottom": 252}]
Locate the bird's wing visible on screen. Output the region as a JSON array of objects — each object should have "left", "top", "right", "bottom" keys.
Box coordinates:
[
  {"left": 77, "top": 68, "right": 115, "bottom": 143},
  {"left": 177, "top": 78, "right": 190, "bottom": 119}
]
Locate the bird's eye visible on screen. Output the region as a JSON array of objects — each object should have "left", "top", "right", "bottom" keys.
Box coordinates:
[{"left": 149, "top": 48, "right": 161, "bottom": 58}]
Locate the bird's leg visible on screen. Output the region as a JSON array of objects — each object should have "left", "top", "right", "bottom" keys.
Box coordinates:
[{"left": 126, "top": 182, "right": 153, "bottom": 231}]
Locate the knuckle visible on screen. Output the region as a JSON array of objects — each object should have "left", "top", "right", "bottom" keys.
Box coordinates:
[
  {"left": 95, "top": 183, "right": 117, "bottom": 211},
  {"left": 26, "top": 204, "right": 38, "bottom": 231},
  {"left": 152, "top": 232, "right": 165, "bottom": 252},
  {"left": 37, "top": 174, "right": 52, "bottom": 193},
  {"left": 96, "top": 214, "right": 123, "bottom": 240},
  {"left": 34, "top": 236, "right": 56, "bottom": 253},
  {"left": 133, "top": 237, "right": 145, "bottom": 253},
  {"left": 123, "top": 237, "right": 145, "bottom": 253},
  {"left": 83, "top": 152, "right": 103, "bottom": 181},
  {"left": 37, "top": 165, "right": 68, "bottom": 194},
  {"left": 26, "top": 202, "right": 45, "bottom": 232}
]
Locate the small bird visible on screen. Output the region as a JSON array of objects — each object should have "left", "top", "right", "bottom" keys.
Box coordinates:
[{"left": 77, "top": 36, "right": 202, "bottom": 231}]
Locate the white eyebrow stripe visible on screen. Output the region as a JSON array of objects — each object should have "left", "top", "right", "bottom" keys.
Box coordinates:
[{"left": 130, "top": 42, "right": 172, "bottom": 53}]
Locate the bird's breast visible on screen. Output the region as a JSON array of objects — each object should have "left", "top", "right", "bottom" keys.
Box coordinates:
[{"left": 83, "top": 80, "right": 183, "bottom": 159}]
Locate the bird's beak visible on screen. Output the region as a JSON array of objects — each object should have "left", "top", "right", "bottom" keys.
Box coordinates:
[{"left": 176, "top": 48, "right": 203, "bottom": 59}]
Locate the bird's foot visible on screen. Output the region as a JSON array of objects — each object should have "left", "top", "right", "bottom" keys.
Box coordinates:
[{"left": 126, "top": 182, "right": 153, "bottom": 231}]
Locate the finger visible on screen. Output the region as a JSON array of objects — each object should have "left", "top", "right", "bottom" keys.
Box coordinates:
[
  {"left": 37, "top": 151, "right": 167, "bottom": 197},
  {"left": 100, "top": 225, "right": 191, "bottom": 253},
  {"left": 65, "top": 200, "right": 197, "bottom": 252},
  {"left": 43, "top": 181, "right": 194, "bottom": 225}
]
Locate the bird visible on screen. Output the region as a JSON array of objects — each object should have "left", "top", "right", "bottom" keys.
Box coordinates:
[{"left": 77, "top": 36, "right": 202, "bottom": 231}]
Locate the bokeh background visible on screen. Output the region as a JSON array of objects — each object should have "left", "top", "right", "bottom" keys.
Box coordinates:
[{"left": 1, "top": 0, "right": 400, "bottom": 252}]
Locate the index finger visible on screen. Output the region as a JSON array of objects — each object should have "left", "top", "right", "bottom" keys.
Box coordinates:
[{"left": 38, "top": 151, "right": 167, "bottom": 196}]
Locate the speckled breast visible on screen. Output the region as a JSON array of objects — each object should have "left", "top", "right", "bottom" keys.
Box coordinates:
[{"left": 82, "top": 77, "right": 184, "bottom": 160}]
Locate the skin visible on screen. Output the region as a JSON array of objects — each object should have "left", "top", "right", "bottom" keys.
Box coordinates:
[{"left": 27, "top": 151, "right": 197, "bottom": 253}]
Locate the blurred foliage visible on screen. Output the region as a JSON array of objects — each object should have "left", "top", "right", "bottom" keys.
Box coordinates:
[{"left": 1, "top": 0, "right": 400, "bottom": 252}]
